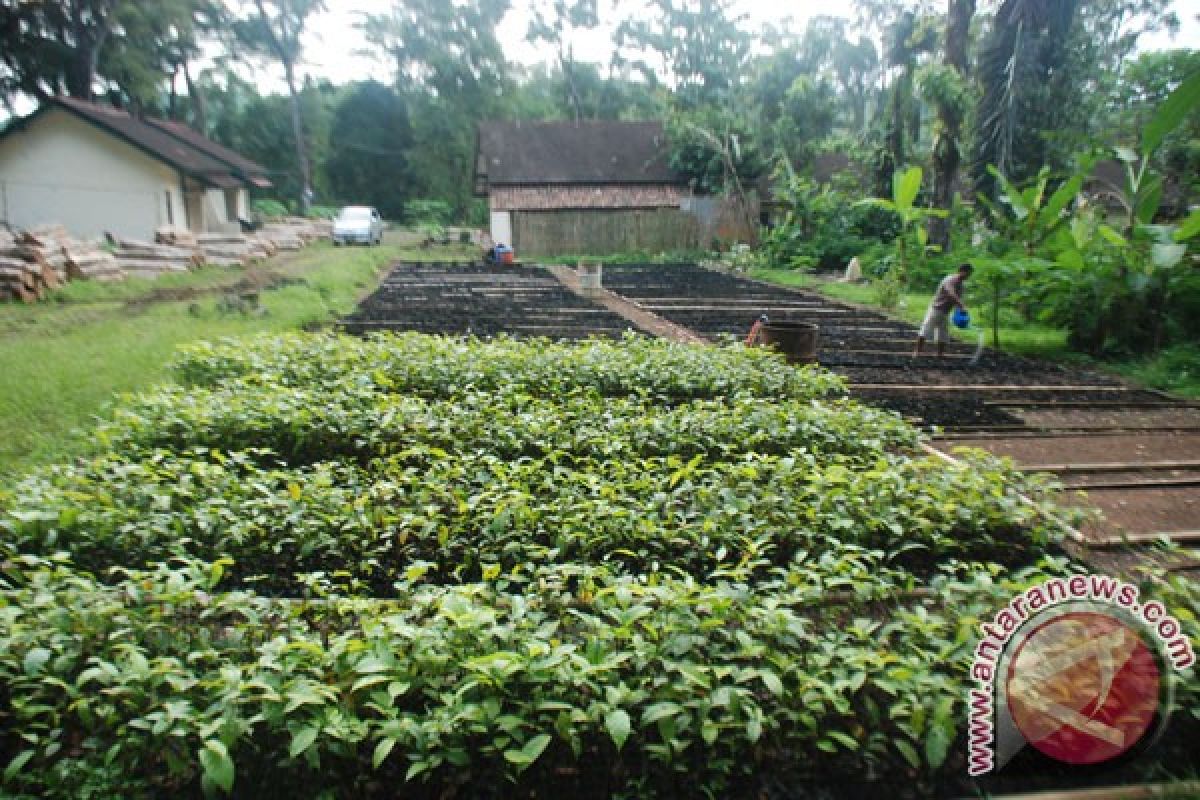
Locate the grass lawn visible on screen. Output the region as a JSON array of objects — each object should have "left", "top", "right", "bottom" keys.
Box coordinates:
[
  {"left": 0, "top": 235, "right": 478, "bottom": 478},
  {"left": 748, "top": 266, "right": 1199, "bottom": 398}
]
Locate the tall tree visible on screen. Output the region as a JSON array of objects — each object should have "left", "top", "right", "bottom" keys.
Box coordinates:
[
  {"left": 234, "top": 0, "right": 325, "bottom": 212},
  {"left": 971, "top": 0, "right": 1080, "bottom": 196},
  {"left": 361, "top": 0, "right": 511, "bottom": 216},
  {"left": 325, "top": 81, "right": 414, "bottom": 219},
  {"left": 0, "top": 0, "right": 120, "bottom": 103},
  {"left": 923, "top": 0, "right": 974, "bottom": 251},
  {"left": 526, "top": 0, "right": 598, "bottom": 121},
  {"left": 613, "top": 0, "right": 751, "bottom": 110}
]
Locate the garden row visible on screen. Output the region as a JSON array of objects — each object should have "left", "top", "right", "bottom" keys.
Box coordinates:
[
  {"left": 170, "top": 331, "right": 844, "bottom": 400},
  {"left": 340, "top": 263, "right": 633, "bottom": 339},
  {"left": 0, "top": 332, "right": 1192, "bottom": 798}
]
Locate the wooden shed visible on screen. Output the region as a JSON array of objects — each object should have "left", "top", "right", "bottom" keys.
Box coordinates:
[{"left": 474, "top": 120, "right": 753, "bottom": 258}]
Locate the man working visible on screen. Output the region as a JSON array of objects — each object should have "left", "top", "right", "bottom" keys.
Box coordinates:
[{"left": 914, "top": 262, "right": 972, "bottom": 358}]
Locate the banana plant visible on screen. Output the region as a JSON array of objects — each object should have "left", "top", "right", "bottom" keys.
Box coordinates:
[
  {"left": 1041, "top": 71, "right": 1200, "bottom": 352},
  {"left": 860, "top": 165, "right": 947, "bottom": 291}
]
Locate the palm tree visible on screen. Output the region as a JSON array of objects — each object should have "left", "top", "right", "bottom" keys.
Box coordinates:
[{"left": 971, "top": 0, "right": 1080, "bottom": 198}]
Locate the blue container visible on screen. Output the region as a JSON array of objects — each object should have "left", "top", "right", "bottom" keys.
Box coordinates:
[{"left": 952, "top": 308, "right": 970, "bottom": 329}]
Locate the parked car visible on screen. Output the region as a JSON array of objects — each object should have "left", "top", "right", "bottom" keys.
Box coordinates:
[{"left": 331, "top": 206, "right": 384, "bottom": 246}]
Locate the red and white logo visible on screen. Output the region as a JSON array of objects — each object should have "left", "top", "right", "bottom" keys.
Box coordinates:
[{"left": 1005, "top": 610, "right": 1161, "bottom": 765}]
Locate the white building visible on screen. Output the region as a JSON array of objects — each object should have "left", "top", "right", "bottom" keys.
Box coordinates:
[{"left": 0, "top": 97, "right": 271, "bottom": 240}]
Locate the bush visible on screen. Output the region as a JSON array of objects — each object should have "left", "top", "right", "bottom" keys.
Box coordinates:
[
  {"left": 760, "top": 175, "right": 902, "bottom": 272},
  {"left": 251, "top": 198, "right": 290, "bottom": 219},
  {"left": 306, "top": 205, "right": 339, "bottom": 220},
  {"left": 404, "top": 199, "right": 453, "bottom": 226}
]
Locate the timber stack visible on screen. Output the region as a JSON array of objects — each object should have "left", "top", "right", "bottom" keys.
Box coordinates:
[
  {"left": 108, "top": 235, "right": 202, "bottom": 278},
  {"left": 1, "top": 225, "right": 124, "bottom": 302},
  {"left": 196, "top": 232, "right": 273, "bottom": 267}
]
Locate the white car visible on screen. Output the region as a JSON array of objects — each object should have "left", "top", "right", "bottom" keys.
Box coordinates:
[{"left": 331, "top": 206, "right": 384, "bottom": 246}]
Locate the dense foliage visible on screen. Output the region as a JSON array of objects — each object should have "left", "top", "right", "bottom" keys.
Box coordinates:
[{"left": 1, "top": 332, "right": 1194, "bottom": 798}]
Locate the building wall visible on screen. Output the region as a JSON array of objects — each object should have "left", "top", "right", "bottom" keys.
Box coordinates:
[
  {"left": 512, "top": 208, "right": 703, "bottom": 257},
  {"left": 490, "top": 183, "right": 758, "bottom": 257},
  {"left": 0, "top": 109, "right": 182, "bottom": 240},
  {"left": 490, "top": 184, "right": 685, "bottom": 211}
]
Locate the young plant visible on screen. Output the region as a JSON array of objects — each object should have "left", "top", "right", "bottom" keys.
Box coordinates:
[{"left": 860, "top": 166, "right": 948, "bottom": 304}]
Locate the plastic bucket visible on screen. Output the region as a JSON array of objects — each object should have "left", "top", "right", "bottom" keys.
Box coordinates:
[{"left": 758, "top": 322, "right": 819, "bottom": 363}]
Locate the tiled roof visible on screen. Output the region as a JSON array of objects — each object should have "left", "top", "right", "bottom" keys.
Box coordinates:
[
  {"left": 19, "top": 97, "right": 270, "bottom": 189},
  {"left": 475, "top": 120, "right": 683, "bottom": 187}
]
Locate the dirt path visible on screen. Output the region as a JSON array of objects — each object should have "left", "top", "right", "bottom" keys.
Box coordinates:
[{"left": 542, "top": 263, "right": 707, "bottom": 344}]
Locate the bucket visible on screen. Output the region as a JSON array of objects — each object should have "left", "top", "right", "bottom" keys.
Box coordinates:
[
  {"left": 578, "top": 262, "right": 603, "bottom": 293},
  {"left": 758, "top": 322, "right": 819, "bottom": 363}
]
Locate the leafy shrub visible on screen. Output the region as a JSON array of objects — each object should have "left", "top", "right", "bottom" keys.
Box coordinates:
[
  {"left": 0, "top": 331, "right": 1137, "bottom": 798},
  {"left": 305, "top": 205, "right": 339, "bottom": 220},
  {"left": 251, "top": 198, "right": 290, "bottom": 218},
  {"left": 404, "top": 199, "right": 453, "bottom": 226},
  {"left": 760, "top": 173, "right": 902, "bottom": 272}
]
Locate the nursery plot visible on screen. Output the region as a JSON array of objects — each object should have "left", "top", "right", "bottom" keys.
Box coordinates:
[
  {"left": 340, "top": 261, "right": 634, "bottom": 339},
  {"left": 0, "top": 332, "right": 1194, "bottom": 800}
]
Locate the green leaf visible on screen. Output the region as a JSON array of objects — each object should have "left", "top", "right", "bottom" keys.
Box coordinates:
[
  {"left": 925, "top": 724, "right": 951, "bottom": 769},
  {"left": 1113, "top": 145, "right": 1139, "bottom": 164},
  {"left": 503, "top": 733, "right": 551, "bottom": 770},
  {"left": 896, "top": 740, "right": 921, "bottom": 769},
  {"left": 827, "top": 731, "right": 860, "bottom": 751},
  {"left": 1043, "top": 172, "right": 1086, "bottom": 222},
  {"left": 22, "top": 648, "right": 50, "bottom": 677},
  {"left": 1152, "top": 243, "right": 1187, "bottom": 270},
  {"left": 642, "top": 701, "right": 682, "bottom": 725},
  {"left": 372, "top": 737, "right": 396, "bottom": 770},
  {"left": 3, "top": 751, "right": 34, "bottom": 784},
  {"left": 894, "top": 166, "right": 922, "bottom": 212},
  {"left": 605, "top": 709, "right": 631, "bottom": 751},
  {"left": 759, "top": 671, "right": 783, "bottom": 697},
  {"left": 289, "top": 726, "right": 319, "bottom": 758},
  {"left": 1098, "top": 224, "right": 1128, "bottom": 248},
  {"left": 1135, "top": 176, "right": 1164, "bottom": 225},
  {"left": 1174, "top": 209, "right": 1200, "bottom": 242},
  {"left": 1143, "top": 70, "right": 1200, "bottom": 155},
  {"left": 199, "top": 740, "right": 235, "bottom": 794}
]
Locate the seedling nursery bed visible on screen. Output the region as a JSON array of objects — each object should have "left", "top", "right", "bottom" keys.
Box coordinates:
[{"left": 0, "top": 264, "right": 1194, "bottom": 799}]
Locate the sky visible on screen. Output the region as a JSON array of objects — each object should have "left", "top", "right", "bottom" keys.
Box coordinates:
[{"left": 288, "top": 0, "right": 1200, "bottom": 91}]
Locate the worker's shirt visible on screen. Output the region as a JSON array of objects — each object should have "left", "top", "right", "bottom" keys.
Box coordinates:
[{"left": 931, "top": 274, "right": 965, "bottom": 312}]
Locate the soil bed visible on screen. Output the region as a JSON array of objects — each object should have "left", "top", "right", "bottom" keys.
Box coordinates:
[{"left": 341, "top": 262, "right": 634, "bottom": 339}]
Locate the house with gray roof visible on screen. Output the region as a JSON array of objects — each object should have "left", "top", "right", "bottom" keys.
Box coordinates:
[
  {"left": 0, "top": 97, "right": 270, "bottom": 240},
  {"left": 475, "top": 120, "right": 755, "bottom": 257}
]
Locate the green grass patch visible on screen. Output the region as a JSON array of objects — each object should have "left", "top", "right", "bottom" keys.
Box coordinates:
[{"left": 0, "top": 238, "right": 474, "bottom": 478}]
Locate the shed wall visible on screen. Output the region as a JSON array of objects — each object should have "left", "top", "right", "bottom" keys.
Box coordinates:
[{"left": 512, "top": 208, "right": 703, "bottom": 257}]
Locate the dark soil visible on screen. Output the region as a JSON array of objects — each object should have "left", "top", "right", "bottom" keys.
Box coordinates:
[{"left": 341, "top": 262, "right": 635, "bottom": 339}]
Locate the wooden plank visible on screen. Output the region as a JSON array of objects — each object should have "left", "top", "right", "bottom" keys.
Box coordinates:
[
  {"left": 1088, "top": 531, "right": 1200, "bottom": 548},
  {"left": 853, "top": 384, "right": 1132, "bottom": 392},
  {"left": 1064, "top": 477, "right": 1200, "bottom": 490},
  {"left": 1017, "top": 460, "right": 1200, "bottom": 474},
  {"left": 960, "top": 782, "right": 1200, "bottom": 800}
]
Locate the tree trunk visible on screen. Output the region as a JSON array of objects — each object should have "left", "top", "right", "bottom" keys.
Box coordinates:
[
  {"left": 65, "top": 0, "right": 116, "bottom": 100},
  {"left": 928, "top": 0, "right": 975, "bottom": 253},
  {"left": 283, "top": 63, "right": 312, "bottom": 213},
  {"left": 182, "top": 58, "right": 207, "bottom": 134}
]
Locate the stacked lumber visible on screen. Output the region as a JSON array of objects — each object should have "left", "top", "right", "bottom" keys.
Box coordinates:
[
  {"left": 64, "top": 238, "right": 124, "bottom": 282},
  {"left": 155, "top": 226, "right": 199, "bottom": 250},
  {"left": 196, "top": 232, "right": 272, "bottom": 267},
  {"left": 0, "top": 228, "right": 65, "bottom": 302},
  {"left": 16, "top": 225, "right": 73, "bottom": 284},
  {"left": 108, "top": 235, "right": 202, "bottom": 279},
  {"left": 257, "top": 223, "right": 306, "bottom": 251}
]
